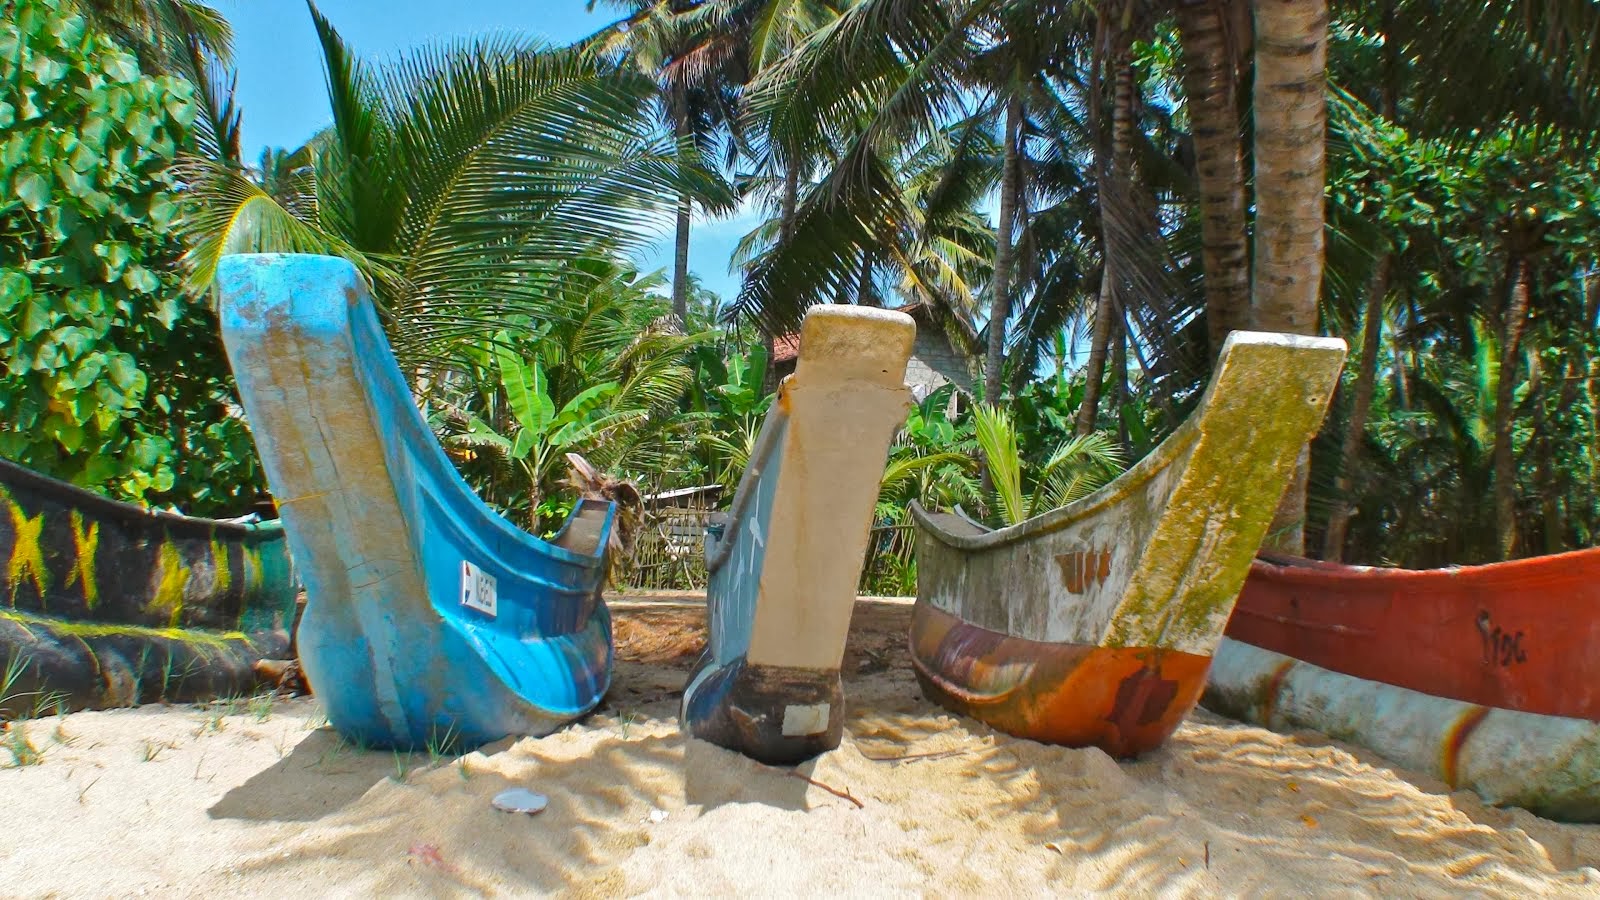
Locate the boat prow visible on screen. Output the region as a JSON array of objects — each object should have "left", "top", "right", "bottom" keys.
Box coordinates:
[
  {"left": 1207, "top": 550, "right": 1600, "bottom": 821},
  {"left": 218, "top": 254, "right": 616, "bottom": 750},
  {"left": 911, "top": 331, "right": 1346, "bottom": 756},
  {"left": 681, "top": 305, "right": 915, "bottom": 764}
]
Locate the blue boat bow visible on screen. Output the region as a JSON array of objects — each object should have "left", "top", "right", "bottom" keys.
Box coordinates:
[{"left": 218, "top": 254, "right": 615, "bottom": 750}]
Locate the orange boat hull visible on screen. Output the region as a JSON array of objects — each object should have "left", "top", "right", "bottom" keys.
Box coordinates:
[
  {"left": 1226, "top": 550, "right": 1600, "bottom": 720},
  {"left": 909, "top": 602, "right": 1212, "bottom": 757}
]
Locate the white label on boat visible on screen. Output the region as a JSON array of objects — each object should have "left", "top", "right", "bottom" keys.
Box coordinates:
[
  {"left": 781, "top": 702, "right": 830, "bottom": 736},
  {"left": 461, "top": 561, "right": 497, "bottom": 617}
]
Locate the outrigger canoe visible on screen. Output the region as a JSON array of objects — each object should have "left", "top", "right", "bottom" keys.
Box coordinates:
[
  {"left": 909, "top": 332, "right": 1345, "bottom": 757},
  {"left": 0, "top": 457, "right": 297, "bottom": 715},
  {"left": 219, "top": 254, "right": 616, "bottom": 751},
  {"left": 682, "top": 306, "right": 915, "bottom": 764},
  {"left": 1207, "top": 551, "right": 1600, "bottom": 821}
]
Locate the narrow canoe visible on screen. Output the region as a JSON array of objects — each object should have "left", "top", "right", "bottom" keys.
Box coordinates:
[
  {"left": 218, "top": 254, "right": 616, "bottom": 751},
  {"left": 1206, "top": 551, "right": 1600, "bottom": 821},
  {"left": 0, "top": 456, "right": 296, "bottom": 714},
  {"left": 910, "top": 331, "right": 1346, "bottom": 757},
  {"left": 681, "top": 306, "right": 915, "bottom": 764}
]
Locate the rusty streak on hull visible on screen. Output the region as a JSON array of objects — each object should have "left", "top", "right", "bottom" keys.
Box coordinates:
[
  {"left": 911, "top": 332, "right": 1346, "bottom": 756},
  {"left": 1226, "top": 550, "right": 1600, "bottom": 720},
  {"left": 910, "top": 602, "right": 1209, "bottom": 756}
]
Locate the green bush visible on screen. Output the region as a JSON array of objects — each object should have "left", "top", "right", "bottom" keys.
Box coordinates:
[{"left": 0, "top": 0, "right": 261, "bottom": 513}]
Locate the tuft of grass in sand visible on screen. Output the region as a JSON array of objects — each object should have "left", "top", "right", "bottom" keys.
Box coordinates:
[
  {"left": 248, "top": 691, "right": 274, "bottom": 723},
  {"left": 139, "top": 740, "right": 177, "bottom": 763},
  {"left": 426, "top": 723, "right": 460, "bottom": 767},
  {"left": 390, "top": 749, "right": 414, "bottom": 783},
  {"left": 4, "top": 722, "right": 43, "bottom": 767},
  {"left": 2, "top": 654, "right": 59, "bottom": 767}
]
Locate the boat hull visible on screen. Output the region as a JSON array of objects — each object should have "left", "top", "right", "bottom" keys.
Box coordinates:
[
  {"left": 681, "top": 306, "right": 915, "bottom": 764},
  {"left": 912, "top": 332, "right": 1346, "bottom": 756},
  {"left": 219, "top": 255, "right": 614, "bottom": 750},
  {"left": 910, "top": 602, "right": 1209, "bottom": 756},
  {"left": 1207, "top": 551, "right": 1600, "bottom": 820},
  {"left": 0, "top": 456, "right": 296, "bottom": 633},
  {"left": 1224, "top": 551, "right": 1600, "bottom": 720},
  {"left": 0, "top": 456, "right": 298, "bottom": 713},
  {"left": 1207, "top": 637, "right": 1600, "bottom": 822}
]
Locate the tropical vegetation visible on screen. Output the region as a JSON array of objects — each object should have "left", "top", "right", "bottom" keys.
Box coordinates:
[{"left": 5, "top": 0, "right": 1600, "bottom": 581}]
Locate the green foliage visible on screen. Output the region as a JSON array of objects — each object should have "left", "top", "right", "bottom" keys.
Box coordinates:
[
  {"left": 177, "top": 2, "right": 731, "bottom": 371},
  {"left": 0, "top": 0, "right": 260, "bottom": 511},
  {"left": 971, "top": 402, "right": 1124, "bottom": 528},
  {"left": 433, "top": 259, "right": 709, "bottom": 530}
]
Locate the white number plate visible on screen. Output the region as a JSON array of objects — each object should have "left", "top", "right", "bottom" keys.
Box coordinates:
[{"left": 460, "top": 561, "right": 498, "bottom": 617}]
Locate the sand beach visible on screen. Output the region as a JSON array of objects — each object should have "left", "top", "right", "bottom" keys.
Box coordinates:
[{"left": 3, "top": 597, "right": 1599, "bottom": 898}]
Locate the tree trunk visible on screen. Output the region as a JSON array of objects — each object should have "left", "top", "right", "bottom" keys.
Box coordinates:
[
  {"left": 762, "top": 160, "right": 802, "bottom": 394},
  {"left": 857, "top": 252, "right": 878, "bottom": 306},
  {"left": 1076, "top": 270, "right": 1116, "bottom": 436},
  {"left": 1527, "top": 357, "right": 1562, "bottom": 554},
  {"left": 1113, "top": 320, "right": 1130, "bottom": 453},
  {"left": 1177, "top": 0, "right": 1251, "bottom": 358},
  {"left": 671, "top": 116, "right": 692, "bottom": 329},
  {"left": 1251, "top": 0, "right": 1329, "bottom": 555},
  {"left": 1078, "top": 52, "right": 1136, "bottom": 436},
  {"left": 1493, "top": 253, "right": 1532, "bottom": 560},
  {"left": 983, "top": 94, "right": 1025, "bottom": 402},
  {"left": 1321, "top": 254, "right": 1388, "bottom": 561}
]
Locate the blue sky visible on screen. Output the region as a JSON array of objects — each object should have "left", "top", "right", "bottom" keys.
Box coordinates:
[{"left": 225, "top": 0, "right": 757, "bottom": 301}]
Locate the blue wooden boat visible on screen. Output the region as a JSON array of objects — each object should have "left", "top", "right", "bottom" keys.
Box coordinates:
[
  {"left": 217, "top": 254, "right": 616, "bottom": 750},
  {"left": 681, "top": 306, "right": 915, "bottom": 764}
]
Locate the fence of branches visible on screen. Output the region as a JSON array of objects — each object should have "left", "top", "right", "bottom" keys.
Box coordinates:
[{"left": 616, "top": 509, "right": 917, "bottom": 597}]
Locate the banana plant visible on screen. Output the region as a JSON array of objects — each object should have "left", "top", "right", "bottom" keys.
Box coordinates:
[{"left": 446, "top": 339, "right": 637, "bottom": 524}]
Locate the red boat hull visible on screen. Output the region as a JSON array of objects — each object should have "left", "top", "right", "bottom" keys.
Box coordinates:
[
  {"left": 1226, "top": 550, "right": 1600, "bottom": 720},
  {"left": 909, "top": 602, "right": 1211, "bottom": 757}
]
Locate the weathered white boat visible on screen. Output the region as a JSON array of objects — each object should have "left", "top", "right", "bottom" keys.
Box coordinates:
[
  {"left": 681, "top": 306, "right": 915, "bottom": 764},
  {"left": 909, "top": 332, "right": 1346, "bottom": 756}
]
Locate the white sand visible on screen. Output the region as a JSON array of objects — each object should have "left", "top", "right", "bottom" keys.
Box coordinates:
[{"left": 4, "top": 598, "right": 1600, "bottom": 898}]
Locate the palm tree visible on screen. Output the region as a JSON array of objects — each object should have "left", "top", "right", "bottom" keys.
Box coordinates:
[
  {"left": 435, "top": 260, "right": 709, "bottom": 525},
  {"left": 973, "top": 402, "right": 1124, "bottom": 527},
  {"left": 1174, "top": 0, "right": 1250, "bottom": 358},
  {"left": 1250, "top": 0, "right": 1330, "bottom": 553},
  {"left": 177, "top": 1, "right": 728, "bottom": 368},
  {"left": 588, "top": 0, "right": 745, "bottom": 327}
]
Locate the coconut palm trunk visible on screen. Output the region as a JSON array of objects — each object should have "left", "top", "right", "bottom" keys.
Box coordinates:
[
  {"left": 1076, "top": 54, "right": 1135, "bottom": 437},
  {"left": 1321, "top": 254, "right": 1389, "bottom": 560},
  {"left": 1250, "top": 0, "right": 1329, "bottom": 555},
  {"left": 672, "top": 114, "right": 693, "bottom": 329},
  {"left": 1493, "top": 253, "right": 1533, "bottom": 559},
  {"left": 983, "top": 94, "right": 1025, "bottom": 401},
  {"left": 1177, "top": 0, "right": 1251, "bottom": 358}
]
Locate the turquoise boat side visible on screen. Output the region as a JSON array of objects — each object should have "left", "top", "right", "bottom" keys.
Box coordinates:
[{"left": 217, "top": 254, "right": 615, "bottom": 750}]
